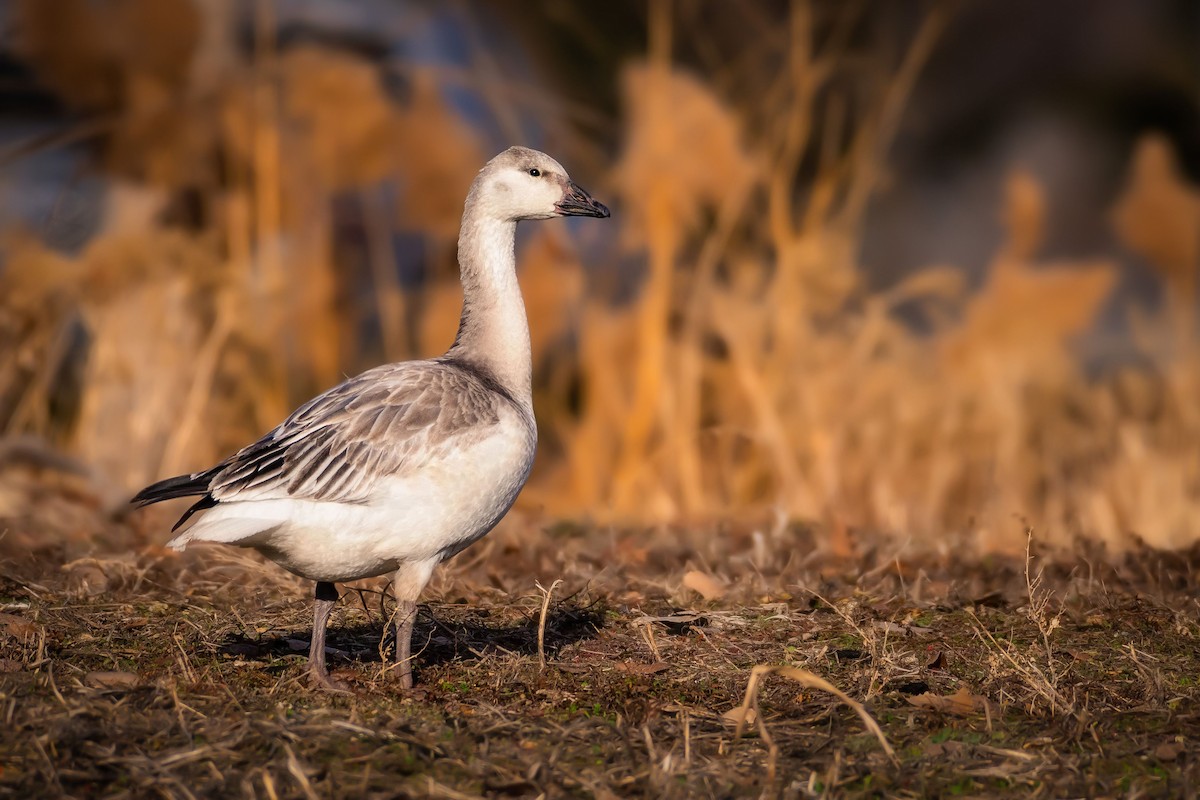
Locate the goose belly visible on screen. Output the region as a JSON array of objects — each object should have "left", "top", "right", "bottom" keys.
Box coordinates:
[{"left": 180, "top": 426, "right": 535, "bottom": 583}]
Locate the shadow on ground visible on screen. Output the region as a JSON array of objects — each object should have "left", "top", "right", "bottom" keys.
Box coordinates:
[{"left": 217, "top": 602, "right": 607, "bottom": 673}]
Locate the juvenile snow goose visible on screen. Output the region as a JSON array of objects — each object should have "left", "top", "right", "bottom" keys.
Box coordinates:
[{"left": 133, "top": 147, "right": 609, "bottom": 691}]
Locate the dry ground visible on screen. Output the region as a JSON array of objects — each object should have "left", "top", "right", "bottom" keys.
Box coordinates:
[{"left": 1, "top": 514, "right": 1199, "bottom": 799}]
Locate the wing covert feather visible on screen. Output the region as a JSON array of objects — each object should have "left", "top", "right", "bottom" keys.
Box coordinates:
[{"left": 207, "top": 362, "right": 503, "bottom": 504}]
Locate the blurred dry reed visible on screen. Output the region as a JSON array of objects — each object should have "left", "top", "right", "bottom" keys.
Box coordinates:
[{"left": 1, "top": 0, "right": 1198, "bottom": 555}]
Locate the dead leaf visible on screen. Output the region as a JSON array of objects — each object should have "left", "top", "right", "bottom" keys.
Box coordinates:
[
  {"left": 85, "top": 671, "right": 140, "bottom": 690},
  {"left": 556, "top": 663, "right": 591, "bottom": 674},
  {"left": 907, "top": 686, "right": 993, "bottom": 716},
  {"left": 0, "top": 612, "right": 38, "bottom": 639},
  {"left": 1154, "top": 741, "right": 1185, "bottom": 762},
  {"left": 614, "top": 661, "right": 670, "bottom": 675},
  {"left": 683, "top": 570, "right": 727, "bottom": 600}
]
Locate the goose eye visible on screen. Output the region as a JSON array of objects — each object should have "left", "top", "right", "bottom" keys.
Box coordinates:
[{"left": 528, "top": 168, "right": 541, "bottom": 177}]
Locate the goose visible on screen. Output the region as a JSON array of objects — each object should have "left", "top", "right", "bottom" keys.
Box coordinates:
[{"left": 132, "top": 146, "right": 609, "bottom": 691}]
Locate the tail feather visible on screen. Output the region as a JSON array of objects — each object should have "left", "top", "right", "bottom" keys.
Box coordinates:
[
  {"left": 132, "top": 469, "right": 224, "bottom": 532},
  {"left": 131, "top": 472, "right": 214, "bottom": 507}
]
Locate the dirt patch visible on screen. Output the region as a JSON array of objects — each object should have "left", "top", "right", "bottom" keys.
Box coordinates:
[{"left": 1, "top": 523, "right": 1198, "bottom": 798}]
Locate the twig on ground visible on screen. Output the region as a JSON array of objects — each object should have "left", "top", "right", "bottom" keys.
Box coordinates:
[
  {"left": 732, "top": 664, "right": 898, "bottom": 765},
  {"left": 966, "top": 608, "right": 1072, "bottom": 716},
  {"left": 1023, "top": 528, "right": 1063, "bottom": 685},
  {"left": 964, "top": 528, "right": 1073, "bottom": 717},
  {"left": 536, "top": 578, "right": 563, "bottom": 670}
]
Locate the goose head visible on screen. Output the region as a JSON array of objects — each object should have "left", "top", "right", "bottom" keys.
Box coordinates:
[{"left": 473, "top": 146, "right": 610, "bottom": 222}]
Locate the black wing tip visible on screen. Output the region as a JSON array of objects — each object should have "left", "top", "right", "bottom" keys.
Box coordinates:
[
  {"left": 171, "top": 495, "right": 218, "bottom": 531},
  {"left": 130, "top": 472, "right": 212, "bottom": 507}
]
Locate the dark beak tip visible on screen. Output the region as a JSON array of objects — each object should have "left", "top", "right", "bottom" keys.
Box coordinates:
[{"left": 557, "top": 183, "right": 611, "bottom": 219}]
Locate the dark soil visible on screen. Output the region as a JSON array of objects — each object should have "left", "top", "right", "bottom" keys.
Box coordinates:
[{"left": 1, "top": 516, "right": 1198, "bottom": 799}]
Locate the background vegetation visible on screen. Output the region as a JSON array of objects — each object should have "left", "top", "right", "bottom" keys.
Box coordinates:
[
  {"left": 1, "top": 4, "right": 1199, "bottom": 797},
  {"left": 1, "top": 0, "right": 1198, "bottom": 556}
]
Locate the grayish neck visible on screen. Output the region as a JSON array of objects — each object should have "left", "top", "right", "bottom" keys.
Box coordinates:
[{"left": 446, "top": 211, "right": 532, "bottom": 407}]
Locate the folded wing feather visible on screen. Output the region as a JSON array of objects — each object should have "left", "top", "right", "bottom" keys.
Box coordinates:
[{"left": 206, "top": 361, "right": 504, "bottom": 505}]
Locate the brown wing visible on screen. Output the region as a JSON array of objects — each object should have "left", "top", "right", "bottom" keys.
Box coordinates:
[{"left": 207, "top": 360, "right": 503, "bottom": 504}]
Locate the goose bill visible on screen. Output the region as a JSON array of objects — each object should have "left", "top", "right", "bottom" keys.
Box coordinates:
[{"left": 555, "top": 182, "right": 610, "bottom": 218}]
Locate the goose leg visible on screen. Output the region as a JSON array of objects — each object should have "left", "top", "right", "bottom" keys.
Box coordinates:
[
  {"left": 393, "top": 598, "right": 418, "bottom": 689},
  {"left": 308, "top": 581, "right": 350, "bottom": 693},
  {"left": 389, "top": 561, "right": 435, "bottom": 689}
]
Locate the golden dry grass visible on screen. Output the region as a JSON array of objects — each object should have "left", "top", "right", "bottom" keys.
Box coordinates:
[{"left": 1, "top": 0, "right": 1198, "bottom": 559}]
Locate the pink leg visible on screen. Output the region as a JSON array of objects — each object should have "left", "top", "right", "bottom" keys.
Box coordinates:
[
  {"left": 389, "top": 561, "right": 435, "bottom": 689},
  {"left": 393, "top": 598, "right": 418, "bottom": 690},
  {"left": 308, "top": 581, "right": 350, "bottom": 693}
]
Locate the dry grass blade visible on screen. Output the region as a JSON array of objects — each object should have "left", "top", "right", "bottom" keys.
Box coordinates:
[
  {"left": 283, "top": 744, "right": 319, "bottom": 800},
  {"left": 733, "top": 664, "right": 897, "bottom": 765},
  {"left": 966, "top": 608, "right": 1073, "bottom": 718},
  {"left": 907, "top": 686, "right": 996, "bottom": 717},
  {"left": 426, "top": 777, "right": 485, "bottom": 800},
  {"left": 536, "top": 578, "right": 562, "bottom": 670}
]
